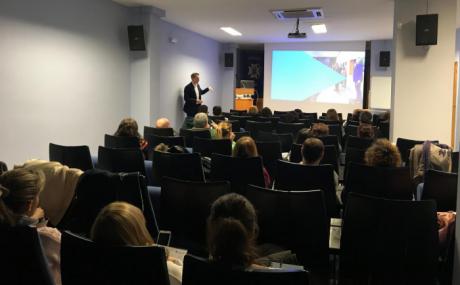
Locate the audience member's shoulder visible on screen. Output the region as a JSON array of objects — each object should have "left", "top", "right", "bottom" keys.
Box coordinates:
[{"left": 37, "top": 226, "right": 61, "bottom": 243}]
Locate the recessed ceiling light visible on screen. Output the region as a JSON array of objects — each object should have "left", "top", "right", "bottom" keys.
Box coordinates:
[
  {"left": 220, "top": 27, "right": 242, "bottom": 36},
  {"left": 311, "top": 24, "right": 327, "bottom": 34}
]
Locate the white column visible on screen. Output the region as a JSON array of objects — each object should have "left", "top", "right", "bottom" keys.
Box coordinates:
[{"left": 391, "top": 0, "right": 457, "bottom": 144}]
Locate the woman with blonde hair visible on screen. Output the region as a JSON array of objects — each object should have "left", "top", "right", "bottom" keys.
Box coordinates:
[
  {"left": 364, "top": 139, "right": 402, "bottom": 167},
  {"left": 233, "top": 137, "right": 271, "bottom": 188},
  {"left": 91, "top": 202, "right": 182, "bottom": 285},
  {"left": 215, "top": 121, "right": 236, "bottom": 149},
  {"left": 0, "top": 169, "right": 62, "bottom": 285}
]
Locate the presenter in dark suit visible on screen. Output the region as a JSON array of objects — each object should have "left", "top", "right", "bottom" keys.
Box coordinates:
[{"left": 182, "top": 72, "right": 212, "bottom": 128}]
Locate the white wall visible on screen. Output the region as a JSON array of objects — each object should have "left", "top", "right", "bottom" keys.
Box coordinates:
[
  {"left": 391, "top": 0, "right": 457, "bottom": 144},
  {"left": 154, "top": 19, "right": 223, "bottom": 129},
  {"left": 369, "top": 40, "right": 392, "bottom": 109},
  {"left": 0, "top": 0, "right": 132, "bottom": 167}
]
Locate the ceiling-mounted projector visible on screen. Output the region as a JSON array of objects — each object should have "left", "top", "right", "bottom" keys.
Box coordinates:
[{"left": 288, "top": 18, "right": 306, "bottom": 39}]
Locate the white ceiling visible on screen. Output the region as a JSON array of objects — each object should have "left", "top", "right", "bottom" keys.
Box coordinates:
[{"left": 113, "top": 0, "right": 459, "bottom": 44}]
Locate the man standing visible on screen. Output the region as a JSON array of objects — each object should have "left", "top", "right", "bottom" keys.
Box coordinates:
[{"left": 183, "top": 73, "right": 212, "bottom": 128}]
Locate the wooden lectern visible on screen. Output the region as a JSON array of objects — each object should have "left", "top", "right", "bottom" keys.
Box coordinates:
[{"left": 234, "top": 88, "right": 254, "bottom": 111}]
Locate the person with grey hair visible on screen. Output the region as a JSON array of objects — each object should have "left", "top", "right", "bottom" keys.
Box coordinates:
[{"left": 193, "top": 112, "right": 217, "bottom": 138}]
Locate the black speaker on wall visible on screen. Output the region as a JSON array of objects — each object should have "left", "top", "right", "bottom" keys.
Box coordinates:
[
  {"left": 128, "top": 25, "right": 146, "bottom": 51},
  {"left": 224, "top": 53, "right": 234, "bottom": 68},
  {"left": 379, "top": 51, "right": 390, "bottom": 67},
  {"left": 416, "top": 14, "right": 438, "bottom": 46}
]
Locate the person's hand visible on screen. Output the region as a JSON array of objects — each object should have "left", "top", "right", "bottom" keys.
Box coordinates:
[
  {"left": 139, "top": 138, "right": 148, "bottom": 150},
  {"left": 196, "top": 99, "right": 203, "bottom": 104},
  {"left": 208, "top": 86, "right": 214, "bottom": 92},
  {"left": 230, "top": 132, "right": 236, "bottom": 141},
  {"left": 210, "top": 121, "right": 218, "bottom": 129},
  {"left": 31, "top": 207, "right": 45, "bottom": 221}
]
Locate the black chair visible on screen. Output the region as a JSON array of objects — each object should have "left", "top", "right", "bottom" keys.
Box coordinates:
[
  {"left": 256, "top": 141, "right": 282, "bottom": 180},
  {"left": 422, "top": 170, "right": 458, "bottom": 211},
  {"left": 208, "top": 115, "right": 225, "bottom": 122},
  {"left": 234, "top": 131, "right": 250, "bottom": 141},
  {"left": 0, "top": 161, "right": 7, "bottom": 175},
  {"left": 160, "top": 177, "right": 230, "bottom": 253},
  {"left": 229, "top": 115, "right": 251, "bottom": 129},
  {"left": 0, "top": 226, "right": 55, "bottom": 285},
  {"left": 255, "top": 116, "right": 280, "bottom": 128},
  {"left": 327, "top": 124, "right": 342, "bottom": 145},
  {"left": 245, "top": 120, "right": 273, "bottom": 138},
  {"left": 452, "top": 151, "right": 459, "bottom": 173},
  {"left": 396, "top": 137, "right": 425, "bottom": 165},
  {"left": 60, "top": 169, "right": 158, "bottom": 238},
  {"left": 302, "top": 112, "right": 318, "bottom": 122},
  {"left": 143, "top": 126, "right": 174, "bottom": 137},
  {"left": 257, "top": 131, "right": 293, "bottom": 153},
  {"left": 343, "top": 147, "right": 366, "bottom": 184},
  {"left": 289, "top": 143, "right": 303, "bottom": 163},
  {"left": 276, "top": 122, "right": 304, "bottom": 137},
  {"left": 210, "top": 154, "right": 265, "bottom": 194},
  {"left": 49, "top": 143, "right": 93, "bottom": 171},
  {"left": 340, "top": 193, "right": 438, "bottom": 285},
  {"left": 246, "top": 185, "right": 329, "bottom": 273},
  {"left": 145, "top": 134, "right": 185, "bottom": 149},
  {"left": 275, "top": 160, "right": 339, "bottom": 217},
  {"left": 274, "top": 110, "right": 289, "bottom": 116},
  {"left": 193, "top": 137, "right": 232, "bottom": 157},
  {"left": 344, "top": 125, "right": 358, "bottom": 137},
  {"left": 152, "top": 151, "right": 205, "bottom": 186},
  {"left": 182, "top": 254, "right": 309, "bottom": 285},
  {"left": 342, "top": 162, "right": 413, "bottom": 204},
  {"left": 227, "top": 120, "right": 241, "bottom": 132},
  {"left": 317, "top": 119, "right": 341, "bottom": 126},
  {"left": 289, "top": 144, "right": 338, "bottom": 172},
  {"left": 230, "top": 109, "right": 247, "bottom": 115},
  {"left": 345, "top": 135, "right": 373, "bottom": 151},
  {"left": 61, "top": 231, "right": 169, "bottom": 285},
  {"left": 104, "top": 134, "right": 139, "bottom": 148},
  {"left": 379, "top": 121, "right": 390, "bottom": 139},
  {"left": 97, "top": 146, "right": 145, "bottom": 175},
  {"left": 180, "top": 128, "right": 211, "bottom": 148},
  {"left": 318, "top": 135, "right": 340, "bottom": 153}
]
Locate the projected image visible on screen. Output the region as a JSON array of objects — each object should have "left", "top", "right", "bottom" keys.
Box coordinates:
[{"left": 271, "top": 50, "right": 365, "bottom": 105}]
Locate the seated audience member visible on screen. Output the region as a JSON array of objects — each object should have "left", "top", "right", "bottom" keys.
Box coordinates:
[
  {"left": 155, "top": 118, "right": 171, "bottom": 129},
  {"left": 198, "top": 104, "right": 209, "bottom": 114},
  {"left": 326, "top": 108, "right": 339, "bottom": 122},
  {"left": 216, "top": 121, "right": 236, "bottom": 149},
  {"left": 359, "top": 110, "right": 373, "bottom": 125},
  {"left": 260, "top": 107, "right": 273, "bottom": 117},
  {"left": 0, "top": 169, "right": 62, "bottom": 285},
  {"left": 380, "top": 110, "right": 390, "bottom": 122},
  {"left": 207, "top": 193, "right": 259, "bottom": 268},
  {"left": 308, "top": 123, "right": 329, "bottom": 137},
  {"left": 294, "top": 109, "right": 303, "bottom": 117},
  {"left": 233, "top": 137, "right": 271, "bottom": 188},
  {"left": 91, "top": 202, "right": 182, "bottom": 285},
  {"left": 115, "top": 118, "right": 148, "bottom": 152},
  {"left": 364, "top": 139, "right": 402, "bottom": 167},
  {"left": 357, "top": 124, "right": 375, "bottom": 139},
  {"left": 154, "top": 143, "right": 189, "bottom": 154},
  {"left": 193, "top": 113, "right": 217, "bottom": 138},
  {"left": 248, "top": 106, "right": 259, "bottom": 116},
  {"left": 295, "top": 128, "right": 310, "bottom": 145},
  {"left": 351, "top": 109, "right": 363, "bottom": 121},
  {"left": 212, "top": 106, "right": 223, "bottom": 116}
]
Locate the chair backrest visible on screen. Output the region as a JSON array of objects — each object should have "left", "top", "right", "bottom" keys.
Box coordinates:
[
  {"left": 275, "top": 160, "right": 339, "bottom": 217},
  {"left": 160, "top": 177, "right": 230, "bottom": 253},
  {"left": 182, "top": 254, "right": 309, "bottom": 285},
  {"left": 180, "top": 128, "right": 211, "bottom": 147},
  {"left": 452, "top": 151, "right": 459, "bottom": 173},
  {"left": 143, "top": 126, "right": 174, "bottom": 137},
  {"left": 0, "top": 161, "right": 7, "bottom": 175},
  {"left": 327, "top": 124, "right": 342, "bottom": 142},
  {"left": 225, "top": 119, "right": 241, "bottom": 132},
  {"left": 145, "top": 134, "right": 185, "bottom": 149},
  {"left": 379, "top": 121, "right": 390, "bottom": 139},
  {"left": 340, "top": 193, "right": 438, "bottom": 285},
  {"left": 210, "top": 154, "right": 265, "bottom": 194},
  {"left": 104, "top": 134, "right": 139, "bottom": 148},
  {"left": 49, "top": 143, "right": 93, "bottom": 171},
  {"left": 396, "top": 137, "right": 425, "bottom": 165},
  {"left": 344, "top": 125, "right": 358, "bottom": 137},
  {"left": 97, "top": 146, "right": 146, "bottom": 175},
  {"left": 345, "top": 136, "right": 373, "bottom": 151},
  {"left": 290, "top": 143, "right": 303, "bottom": 163},
  {"left": 246, "top": 185, "right": 329, "bottom": 270},
  {"left": 152, "top": 151, "right": 205, "bottom": 186},
  {"left": 318, "top": 135, "right": 340, "bottom": 153},
  {"left": 230, "top": 109, "right": 247, "bottom": 115},
  {"left": 228, "top": 115, "right": 251, "bottom": 129},
  {"left": 256, "top": 141, "right": 282, "bottom": 179},
  {"left": 317, "top": 119, "right": 341, "bottom": 126},
  {"left": 276, "top": 122, "right": 304, "bottom": 137},
  {"left": 208, "top": 115, "right": 225, "bottom": 122},
  {"left": 234, "top": 131, "right": 250, "bottom": 141},
  {"left": 343, "top": 162, "right": 413, "bottom": 203},
  {"left": 289, "top": 144, "right": 338, "bottom": 172},
  {"left": 60, "top": 169, "right": 158, "bottom": 238},
  {"left": 343, "top": 147, "right": 366, "bottom": 185},
  {"left": 422, "top": 170, "right": 458, "bottom": 211},
  {"left": 0, "top": 226, "right": 55, "bottom": 285},
  {"left": 193, "top": 137, "right": 232, "bottom": 157},
  {"left": 61, "top": 231, "right": 169, "bottom": 285},
  {"left": 245, "top": 120, "right": 273, "bottom": 138},
  {"left": 257, "top": 131, "right": 293, "bottom": 153}
]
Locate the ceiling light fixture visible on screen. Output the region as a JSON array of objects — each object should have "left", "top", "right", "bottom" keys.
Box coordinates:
[
  {"left": 220, "top": 27, "right": 242, "bottom": 36},
  {"left": 311, "top": 24, "right": 327, "bottom": 34}
]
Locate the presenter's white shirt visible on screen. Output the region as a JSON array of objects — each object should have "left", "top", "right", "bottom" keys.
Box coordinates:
[{"left": 193, "top": 83, "right": 199, "bottom": 100}]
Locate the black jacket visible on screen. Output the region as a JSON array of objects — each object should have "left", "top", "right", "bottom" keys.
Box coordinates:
[{"left": 183, "top": 82, "right": 209, "bottom": 117}]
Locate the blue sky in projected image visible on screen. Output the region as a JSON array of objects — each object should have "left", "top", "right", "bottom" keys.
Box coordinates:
[{"left": 271, "top": 51, "right": 350, "bottom": 101}]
